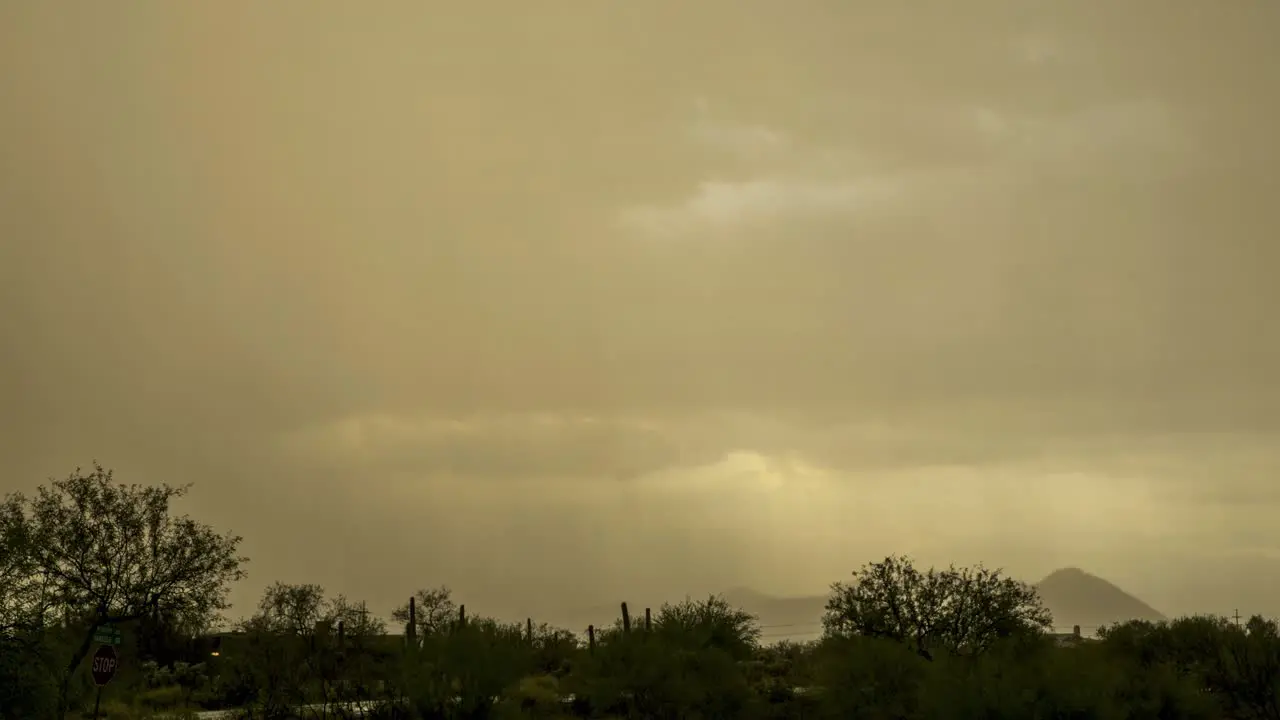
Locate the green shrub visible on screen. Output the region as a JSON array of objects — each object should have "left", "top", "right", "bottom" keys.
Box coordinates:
[
  {"left": 491, "top": 674, "right": 569, "bottom": 719},
  {"left": 0, "top": 637, "right": 59, "bottom": 720},
  {"left": 812, "top": 635, "right": 927, "bottom": 719},
  {"left": 136, "top": 683, "right": 185, "bottom": 710},
  {"left": 94, "top": 698, "right": 139, "bottom": 720}
]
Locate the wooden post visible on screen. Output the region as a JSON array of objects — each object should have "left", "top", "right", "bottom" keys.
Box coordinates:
[
  {"left": 621, "top": 602, "right": 631, "bottom": 635},
  {"left": 338, "top": 620, "right": 345, "bottom": 650},
  {"left": 459, "top": 604, "right": 466, "bottom": 629},
  {"left": 527, "top": 618, "right": 534, "bottom": 645},
  {"left": 644, "top": 607, "right": 651, "bottom": 632},
  {"left": 587, "top": 625, "right": 595, "bottom": 655}
]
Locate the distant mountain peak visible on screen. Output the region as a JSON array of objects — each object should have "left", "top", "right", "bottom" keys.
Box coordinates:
[
  {"left": 1035, "top": 567, "right": 1165, "bottom": 630},
  {"left": 1040, "top": 567, "right": 1092, "bottom": 582}
]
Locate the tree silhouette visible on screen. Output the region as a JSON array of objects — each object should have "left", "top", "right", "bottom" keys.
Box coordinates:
[
  {"left": 392, "top": 585, "right": 458, "bottom": 644},
  {"left": 823, "top": 555, "right": 1051, "bottom": 660},
  {"left": 8, "top": 463, "right": 246, "bottom": 718}
]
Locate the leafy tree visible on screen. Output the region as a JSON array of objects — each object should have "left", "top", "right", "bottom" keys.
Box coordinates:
[
  {"left": 823, "top": 555, "right": 1051, "bottom": 660},
  {"left": 233, "top": 582, "right": 330, "bottom": 713},
  {"left": 528, "top": 622, "right": 580, "bottom": 678},
  {"left": 327, "top": 594, "right": 387, "bottom": 640},
  {"left": 133, "top": 605, "right": 205, "bottom": 668},
  {"left": 813, "top": 635, "right": 927, "bottom": 720},
  {"left": 0, "top": 493, "right": 57, "bottom": 719},
  {"left": 384, "top": 614, "right": 533, "bottom": 719},
  {"left": 0, "top": 494, "right": 42, "bottom": 638},
  {"left": 1103, "top": 615, "right": 1280, "bottom": 720},
  {"left": 574, "top": 597, "right": 761, "bottom": 720},
  {"left": 254, "top": 582, "right": 329, "bottom": 636},
  {"left": 652, "top": 594, "right": 762, "bottom": 662},
  {"left": 1227, "top": 615, "right": 1280, "bottom": 720},
  {"left": 748, "top": 640, "right": 821, "bottom": 718},
  {"left": 7, "top": 464, "right": 246, "bottom": 718},
  {"left": 442, "top": 617, "right": 532, "bottom": 715},
  {"left": 392, "top": 585, "right": 458, "bottom": 644},
  {"left": 916, "top": 635, "right": 1138, "bottom": 720},
  {"left": 228, "top": 583, "right": 394, "bottom": 715},
  {"left": 323, "top": 593, "right": 389, "bottom": 712},
  {"left": 0, "top": 633, "right": 59, "bottom": 720}
]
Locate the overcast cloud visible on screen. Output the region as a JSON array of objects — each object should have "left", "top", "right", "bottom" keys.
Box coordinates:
[{"left": 2, "top": 0, "right": 1278, "bottom": 622}]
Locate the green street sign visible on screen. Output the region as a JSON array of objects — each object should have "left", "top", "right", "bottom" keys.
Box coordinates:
[{"left": 93, "top": 627, "right": 122, "bottom": 646}]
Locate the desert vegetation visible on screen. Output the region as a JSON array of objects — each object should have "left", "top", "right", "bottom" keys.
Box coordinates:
[{"left": 4, "top": 466, "right": 1280, "bottom": 720}]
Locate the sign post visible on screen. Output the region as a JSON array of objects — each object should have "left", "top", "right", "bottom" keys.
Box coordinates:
[
  {"left": 90, "top": 644, "right": 119, "bottom": 719},
  {"left": 93, "top": 626, "right": 122, "bottom": 646}
]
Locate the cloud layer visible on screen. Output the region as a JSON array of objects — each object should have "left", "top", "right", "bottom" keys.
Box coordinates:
[{"left": 3, "top": 0, "right": 1278, "bottom": 619}]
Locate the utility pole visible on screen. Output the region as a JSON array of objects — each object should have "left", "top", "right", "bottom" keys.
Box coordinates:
[{"left": 1233, "top": 609, "right": 1241, "bottom": 627}]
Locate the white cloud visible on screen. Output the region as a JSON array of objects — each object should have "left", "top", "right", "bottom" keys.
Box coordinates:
[
  {"left": 957, "top": 99, "right": 1184, "bottom": 163},
  {"left": 617, "top": 176, "right": 903, "bottom": 238},
  {"left": 277, "top": 411, "right": 704, "bottom": 481},
  {"left": 620, "top": 94, "right": 1186, "bottom": 241},
  {"left": 1011, "top": 32, "right": 1068, "bottom": 66},
  {"left": 617, "top": 100, "right": 906, "bottom": 238},
  {"left": 688, "top": 100, "right": 791, "bottom": 158}
]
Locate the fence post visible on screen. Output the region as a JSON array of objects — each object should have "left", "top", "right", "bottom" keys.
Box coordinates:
[
  {"left": 621, "top": 602, "right": 631, "bottom": 635},
  {"left": 645, "top": 607, "right": 651, "bottom": 633},
  {"left": 588, "top": 625, "right": 595, "bottom": 655},
  {"left": 527, "top": 618, "right": 534, "bottom": 645}
]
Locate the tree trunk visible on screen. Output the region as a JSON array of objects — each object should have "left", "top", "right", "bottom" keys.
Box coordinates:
[{"left": 57, "top": 616, "right": 104, "bottom": 720}]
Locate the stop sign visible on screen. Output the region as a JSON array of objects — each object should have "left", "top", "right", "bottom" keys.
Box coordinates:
[{"left": 90, "top": 644, "right": 119, "bottom": 686}]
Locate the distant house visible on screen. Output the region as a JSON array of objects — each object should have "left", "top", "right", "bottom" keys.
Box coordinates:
[{"left": 1049, "top": 625, "right": 1093, "bottom": 646}]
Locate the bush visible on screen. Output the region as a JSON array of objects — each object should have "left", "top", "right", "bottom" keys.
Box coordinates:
[
  {"left": 813, "top": 635, "right": 927, "bottom": 719},
  {"left": 0, "top": 636, "right": 59, "bottom": 720},
  {"left": 136, "top": 683, "right": 185, "bottom": 711},
  {"left": 10, "top": 546, "right": 1280, "bottom": 720},
  {"left": 574, "top": 629, "right": 757, "bottom": 720},
  {"left": 494, "top": 674, "right": 567, "bottom": 719}
]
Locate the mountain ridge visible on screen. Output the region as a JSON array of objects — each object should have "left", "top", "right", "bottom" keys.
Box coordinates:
[{"left": 545, "top": 568, "right": 1164, "bottom": 640}]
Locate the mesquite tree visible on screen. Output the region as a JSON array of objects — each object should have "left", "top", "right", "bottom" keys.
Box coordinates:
[
  {"left": 823, "top": 555, "right": 1052, "bottom": 660},
  {"left": 392, "top": 585, "right": 458, "bottom": 644},
  {"left": 0, "top": 494, "right": 41, "bottom": 637},
  {"left": 8, "top": 463, "right": 247, "bottom": 718}
]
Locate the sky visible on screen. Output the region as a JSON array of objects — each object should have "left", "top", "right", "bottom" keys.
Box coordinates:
[{"left": 2, "top": 1, "right": 1278, "bottom": 626}]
